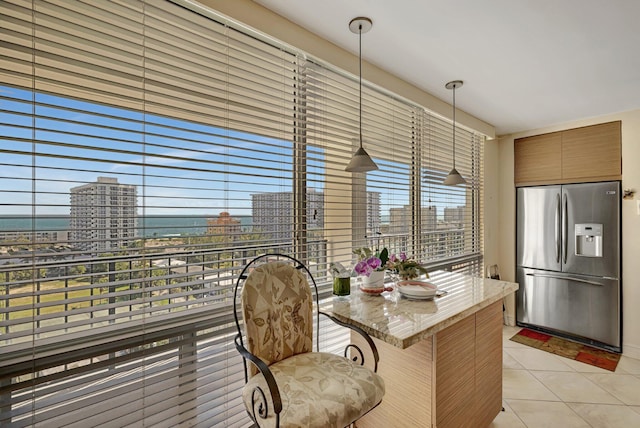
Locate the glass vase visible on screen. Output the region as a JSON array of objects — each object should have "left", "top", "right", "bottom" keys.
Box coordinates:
[{"left": 333, "top": 277, "right": 351, "bottom": 297}]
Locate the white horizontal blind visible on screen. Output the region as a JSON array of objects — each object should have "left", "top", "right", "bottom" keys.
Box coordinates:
[
  {"left": 420, "top": 112, "right": 484, "bottom": 273},
  {"left": 0, "top": 0, "right": 307, "bottom": 426},
  {"left": 306, "top": 62, "right": 484, "bottom": 273},
  {"left": 0, "top": 0, "right": 303, "bottom": 343},
  {"left": 304, "top": 62, "right": 424, "bottom": 265},
  {"left": 0, "top": 0, "right": 484, "bottom": 426}
]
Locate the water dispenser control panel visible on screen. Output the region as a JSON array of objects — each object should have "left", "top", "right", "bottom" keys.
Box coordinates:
[{"left": 575, "top": 223, "right": 603, "bottom": 257}]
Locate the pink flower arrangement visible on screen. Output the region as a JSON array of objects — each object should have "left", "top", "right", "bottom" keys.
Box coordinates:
[
  {"left": 353, "top": 247, "right": 389, "bottom": 277},
  {"left": 354, "top": 257, "right": 382, "bottom": 277}
]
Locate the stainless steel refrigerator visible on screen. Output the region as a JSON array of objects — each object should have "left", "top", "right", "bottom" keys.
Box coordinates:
[{"left": 516, "top": 181, "right": 621, "bottom": 352}]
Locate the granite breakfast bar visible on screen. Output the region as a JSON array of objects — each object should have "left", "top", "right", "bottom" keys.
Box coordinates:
[{"left": 323, "top": 271, "right": 519, "bottom": 428}]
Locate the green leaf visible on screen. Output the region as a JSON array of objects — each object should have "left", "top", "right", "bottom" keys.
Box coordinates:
[{"left": 378, "top": 248, "right": 389, "bottom": 266}]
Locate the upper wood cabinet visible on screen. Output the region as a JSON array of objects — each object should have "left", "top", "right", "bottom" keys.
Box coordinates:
[
  {"left": 514, "top": 121, "right": 621, "bottom": 186},
  {"left": 514, "top": 132, "right": 562, "bottom": 184},
  {"left": 562, "top": 122, "right": 621, "bottom": 181}
]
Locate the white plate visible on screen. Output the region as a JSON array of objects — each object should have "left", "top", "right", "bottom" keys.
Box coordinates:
[{"left": 396, "top": 280, "right": 438, "bottom": 299}]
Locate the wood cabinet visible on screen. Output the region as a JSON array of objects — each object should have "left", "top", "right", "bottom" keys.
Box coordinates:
[
  {"left": 514, "top": 132, "right": 562, "bottom": 184},
  {"left": 514, "top": 121, "right": 621, "bottom": 186},
  {"left": 562, "top": 122, "right": 621, "bottom": 181}
]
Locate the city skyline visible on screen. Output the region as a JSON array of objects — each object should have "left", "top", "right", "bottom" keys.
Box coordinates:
[{"left": 0, "top": 173, "right": 466, "bottom": 255}]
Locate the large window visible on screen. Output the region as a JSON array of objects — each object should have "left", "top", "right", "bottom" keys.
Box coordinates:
[{"left": 0, "top": 1, "right": 483, "bottom": 426}]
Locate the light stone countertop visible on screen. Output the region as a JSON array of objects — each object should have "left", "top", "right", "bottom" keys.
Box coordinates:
[{"left": 321, "top": 270, "right": 519, "bottom": 349}]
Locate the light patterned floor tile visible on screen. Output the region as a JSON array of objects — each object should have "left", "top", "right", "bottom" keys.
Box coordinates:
[
  {"left": 531, "top": 371, "right": 622, "bottom": 404},
  {"left": 503, "top": 340, "right": 530, "bottom": 350},
  {"left": 488, "top": 410, "right": 526, "bottom": 427},
  {"left": 505, "top": 347, "right": 576, "bottom": 372},
  {"left": 567, "top": 402, "right": 640, "bottom": 428},
  {"left": 503, "top": 369, "right": 560, "bottom": 401},
  {"left": 499, "top": 326, "right": 640, "bottom": 425},
  {"left": 582, "top": 373, "right": 640, "bottom": 405},
  {"left": 503, "top": 350, "right": 525, "bottom": 370},
  {"left": 616, "top": 355, "right": 640, "bottom": 375},
  {"left": 506, "top": 399, "right": 591, "bottom": 428}
]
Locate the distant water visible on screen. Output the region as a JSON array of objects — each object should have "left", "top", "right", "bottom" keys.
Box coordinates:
[{"left": 0, "top": 215, "right": 253, "bottom": 238}]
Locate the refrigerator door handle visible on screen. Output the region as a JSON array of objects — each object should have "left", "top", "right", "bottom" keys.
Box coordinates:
[
  {"left": 562, "top": 193, "right": 568, "bottom": 264},
  {"left": 555, "top": 193, "right": 561, "bottom": 263},
  {"left": 525, "top": 272, "right": 604, "bottom": 286}
]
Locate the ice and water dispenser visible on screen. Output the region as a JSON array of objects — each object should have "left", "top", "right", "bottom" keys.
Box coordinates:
[{"left": 575, "top": 223, "right": 603, "bottom": 257}]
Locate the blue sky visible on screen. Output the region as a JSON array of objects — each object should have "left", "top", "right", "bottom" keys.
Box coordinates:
[{"left": 0, "top": 85, "right": 464, "bottom": 218}]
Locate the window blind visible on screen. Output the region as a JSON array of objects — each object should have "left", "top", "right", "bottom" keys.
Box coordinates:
[
  {"left": 419, "top": 113, "right": 484, "bottom": 268},
  {"left": 305, "top": 61, "right": 484, "bottom": 271},
  {"left": 0, "top": 0, "right": 483, "bottom": 426}
]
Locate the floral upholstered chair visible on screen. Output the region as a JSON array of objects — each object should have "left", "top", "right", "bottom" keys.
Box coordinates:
[{"left": 233, "top": 254, "right": 385, "bottom": 428}]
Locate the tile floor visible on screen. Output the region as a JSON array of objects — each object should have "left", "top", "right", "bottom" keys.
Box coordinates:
[{"left": 490, "top": 326, "right": 640, "bottom": 428}]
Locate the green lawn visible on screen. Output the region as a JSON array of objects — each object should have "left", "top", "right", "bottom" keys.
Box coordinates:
[{"left": 5, "top": 278, "right": 107, "bottom": 320}]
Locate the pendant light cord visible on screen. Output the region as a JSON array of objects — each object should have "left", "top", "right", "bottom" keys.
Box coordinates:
[
  {"left": 452, "top": 85, "right": 456, "bottom": 169},
  {"left": 345, "top": 17, "right": 378, "bottom": 172},
  {"left": 443, "top": 79, "right": 465, "bottom": 184},
  {"left": 358, "top": 23, "right": 363, "bottom": 147}
]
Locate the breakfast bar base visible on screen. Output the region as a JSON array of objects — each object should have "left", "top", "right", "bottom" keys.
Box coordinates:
[{"left": 354, "top": 300, "right": 503, "bottom": 428}]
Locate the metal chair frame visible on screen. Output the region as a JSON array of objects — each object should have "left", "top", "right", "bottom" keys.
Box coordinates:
[{"left": 232, "top": 253, "right": 381, "bottom": 427}]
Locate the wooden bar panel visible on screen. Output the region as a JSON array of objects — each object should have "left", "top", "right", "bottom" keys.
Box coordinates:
[
  {"left": 474, "top": 301, "right": 504, "bottom": 427},
  {"left": 434, "top": 315, "right": 476, "bottom": 428},
  {"left": 354, "top": 334, "right": 432, "bottom": 428},
  {"left": 353, "top": 302, "right": 505, "bottom": 428}
]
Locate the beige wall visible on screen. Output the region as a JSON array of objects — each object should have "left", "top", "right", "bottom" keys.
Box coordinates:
[
  {"left": 483, "top": 137, "right": 517, "bottom": 325},
  {"left": 492, "top": 109, "right": 640, "bottom": 358}
]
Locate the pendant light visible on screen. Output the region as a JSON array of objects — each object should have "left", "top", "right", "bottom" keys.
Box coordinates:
[
  {"left": 345, "top": 17, "right": 378, "bottom": 173},
  {"left": 443, "top": 80, "right": 467, "bottom": 185}
]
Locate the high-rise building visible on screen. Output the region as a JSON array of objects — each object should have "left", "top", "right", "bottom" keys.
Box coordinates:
[
  {"left": 251, "top": 190, "right": 381, "bottom": 242},
  {"left": 444, "top": 206, "right": 465, "bottom": 225},
  {"left": 251, "top": 189, "right": 324, "bottom": 242},
  {"left": 389, "top": 205, "right": 437, "bottom": 234},
  {"left": 366, "top": 191, "right": 381, "bottom": 234},
  {"left": 70, "top": 177, "right": 138, "bottom": 253}
]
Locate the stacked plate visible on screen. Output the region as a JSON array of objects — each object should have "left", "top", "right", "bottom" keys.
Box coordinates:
[{"left": 396, "top": 280, "right": 438, "bottom": 300}]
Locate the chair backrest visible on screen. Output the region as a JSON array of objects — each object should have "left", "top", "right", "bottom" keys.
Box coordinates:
[{"left": 240, "top": 259, "right": 314, "bottom": 376}]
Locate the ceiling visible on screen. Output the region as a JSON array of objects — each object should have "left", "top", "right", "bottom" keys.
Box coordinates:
[{"left": 254, "top": 0, "right": 640, "bottom": 136}]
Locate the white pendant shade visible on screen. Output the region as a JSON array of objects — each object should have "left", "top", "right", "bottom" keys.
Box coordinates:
[
  {"left": 346, "top": 17, "right": 378, "bottom": 173},
  {"left": 345, "top": 146, "right": 379, "bottom": 172},
  {"left": 443, "top": 167, "right": 467, "bottom": 185}
]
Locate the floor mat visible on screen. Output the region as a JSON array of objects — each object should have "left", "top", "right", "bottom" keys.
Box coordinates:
[{"left": 509, "top": 328, "right": 620, "bottom": 372}]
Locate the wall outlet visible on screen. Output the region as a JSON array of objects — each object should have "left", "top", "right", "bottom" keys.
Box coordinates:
[{"left": 637, "top": 200, "right": 640, "bottom": 216}]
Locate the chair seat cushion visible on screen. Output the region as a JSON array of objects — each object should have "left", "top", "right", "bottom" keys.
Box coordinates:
[{"left": 243, "top": 352, "right": 385, "bottom": 428}]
